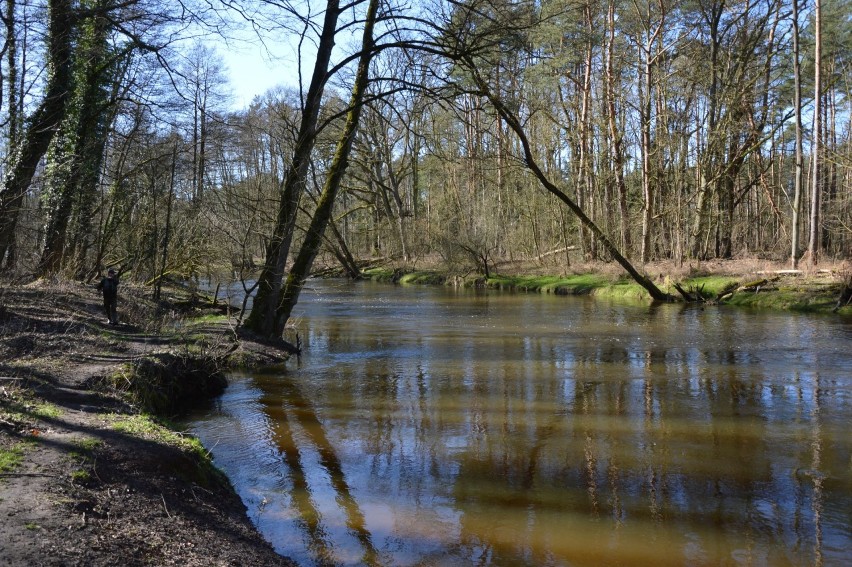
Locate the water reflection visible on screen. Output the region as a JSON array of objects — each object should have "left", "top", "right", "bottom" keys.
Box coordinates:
[{"left": 188, "top": 281, "right": 852, "bottom": 566}]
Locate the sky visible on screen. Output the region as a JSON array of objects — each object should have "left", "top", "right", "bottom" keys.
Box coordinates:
[{"left": 219, "top": 41, "right": 293, "bottom": 109}]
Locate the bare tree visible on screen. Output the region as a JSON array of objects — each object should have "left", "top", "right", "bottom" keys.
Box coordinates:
[
  {"left": 244, "top": 0, "right": 352, "bottom": 338},
  {"left": 790, "top": 0, "right": 804, "bottom": 269},
  {"left": 807, "top": 0, "right": 822, "bottom": 266},
  {"left": 275, "top": 0, "right": 380, "bottom": 328}
]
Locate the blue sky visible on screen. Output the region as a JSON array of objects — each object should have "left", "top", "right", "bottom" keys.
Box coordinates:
[{"left": 221, "top": 41, "right": 291, "bottom": 108}]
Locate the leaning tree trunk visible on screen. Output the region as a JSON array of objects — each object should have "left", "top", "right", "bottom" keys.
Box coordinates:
[
  {"left": 465, "top": 60, "right": 672, "bottom": 302},
  {"left": 327, "top": 217, "right": 361, "bottom": 279},
  {"left": 275, "top": 0, "right": 378, "bottom": 330},
  {"left": 244, "top": 0, "right": 344, "bottom": 338}
]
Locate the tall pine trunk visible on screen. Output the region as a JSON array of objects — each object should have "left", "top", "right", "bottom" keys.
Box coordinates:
[{"left": 807, "top": 0, "right": 822, "bottom": 266}]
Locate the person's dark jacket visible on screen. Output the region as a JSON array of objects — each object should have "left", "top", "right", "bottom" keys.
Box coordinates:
[{"left": 97, "top": 275, "right": 119, "bottom": 298}]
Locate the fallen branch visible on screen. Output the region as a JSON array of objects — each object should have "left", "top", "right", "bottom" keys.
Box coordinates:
[
  {"left": 673, "top": 282, "right": 708, "bottom": 302},
  {"left": 161, "top": 493, "right": 172, "bottom": 518},
  {"left": 536, "top": 246, "right": 579, "bottom": 260},
  {"left": 739, "top": 278, "right": 769, "bottom": 291},
  {"left": 757, "top": 270, "right": 802, "bottom": 275},
  {"left": 0, "top": 473, "right": 58, "bottom": 478}
]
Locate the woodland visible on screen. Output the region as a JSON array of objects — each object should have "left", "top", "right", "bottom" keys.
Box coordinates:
[{"left": 0, "top": 0, "right": 850, "bottom": 338}]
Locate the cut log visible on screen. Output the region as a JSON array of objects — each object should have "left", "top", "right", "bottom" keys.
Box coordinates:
[{"left": 536, "top": 246, "right": 579, "bottom": 260}]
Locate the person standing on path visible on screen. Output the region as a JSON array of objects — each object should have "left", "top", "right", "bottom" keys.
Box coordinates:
[{"left": 96, "top": 268, "right": 119, "bottom": 325}]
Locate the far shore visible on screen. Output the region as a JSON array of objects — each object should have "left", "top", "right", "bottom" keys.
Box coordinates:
[{"left": 348, "top": 258, "right": 852, "bottom": 316}]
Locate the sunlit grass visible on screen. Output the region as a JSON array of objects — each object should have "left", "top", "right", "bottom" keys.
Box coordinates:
[
  {"left": 595, "top": 278, "right": 653, "bottom": 301},
  {"left": 679, "top": 275, "right": 741, "bottom": 296},
  {"left": 486, "top": 274, "right": 609, "bottom": 295},
  {"left": 0, "top": 443, "right": 25, "bottom": 473},
  {"left": 398, "top": 272, "right": 447, "bottom": 285},
  {"left": 31, "top": 401, "right": 60, "bottom": 420},
  {"left": 353, "top": 267, "right": 849, "bottom": 313},
  {"left": 361, "top": 268, "right": 396, "bottom": 281},
  {"left": 725, "top": 286, "right": 841, "bottom": 312},
  {"left": 0, "top": 385, "right": 61, "bottom": 425},
  {"left": 108, "top": 413, "right": 208, "bottom": 456},
  {"left": 187, "top": 313, "right": 230, "bottom": 325},
  {"left": 107, "top": 413, "right": 228, "bottom": 487}
]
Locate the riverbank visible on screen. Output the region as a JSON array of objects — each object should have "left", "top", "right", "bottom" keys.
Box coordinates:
[
  {"left": 361, "top": 258, "right": 852, "bottom": 315},
  {"left": 2, "top": 260, "right": 848, "bottom": 564},
  {"left": 0, "top": 279, "right": 295, "bottom": 566}
]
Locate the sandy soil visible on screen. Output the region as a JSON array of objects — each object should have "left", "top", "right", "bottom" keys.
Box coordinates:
[{"left": 0, "top": 280, "right": 295, "bottom": 566}]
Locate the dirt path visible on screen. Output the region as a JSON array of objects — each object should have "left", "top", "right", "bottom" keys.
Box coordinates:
[{"left": 0, "top": 281, "right": 294, "bottom": 566}]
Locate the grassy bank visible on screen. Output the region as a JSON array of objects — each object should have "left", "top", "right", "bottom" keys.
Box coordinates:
[
  {"left": 0, "top": 279, "right": 296, "bottom": 566},
  {"left": 360, "top": 266, "right": 852, "bottom": 315}
]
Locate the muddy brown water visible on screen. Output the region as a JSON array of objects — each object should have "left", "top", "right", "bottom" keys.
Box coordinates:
[{"left": 186, "top": 280, "right": 852, "bottom": 566}]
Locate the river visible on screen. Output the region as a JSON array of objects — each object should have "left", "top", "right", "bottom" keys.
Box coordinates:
[{"left": 186, "top": 279, "right": 852, "bottom": 566}]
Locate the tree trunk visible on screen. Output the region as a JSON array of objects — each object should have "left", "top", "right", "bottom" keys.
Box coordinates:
[
  {"left": 690, "top": 1, "right": 724, "bottom": 259},
  {"left": 577, "top": 5, "right": 594, "bottom": 259},
  {"left": 466, "top": 63, "right": 671, "bottom": 302},
  {"left": 2, "top": 0, "right": 19, "bottom": 270},
  {"left": 807, "top": 0, "right": 821, "bottom": 266},
  {"left": 0, "top": 0, "right": 75, "bottom": 267},
  {"left": 38, "top": 9, "right": 113, "bottom": 276},
  {"left": 275, "top": 0, "right": 378, "bottom": 329},
  {"left": 790, "top": 0, "right": 803, "bottom": 268},
  {"left": 244, "top": 0, "right": 344, "bottom": 337},
  {"left": 327, "top": 216, "right": 361, "bottom": 279},
  {"left": 604, "top": 0, "right": 631, "bottom": 256},
  {"left": 4, "top": 0, "right": 19, "bottom": 152},
  {"left": 155, "top": 143, "right": 178, "bottom": 301}
]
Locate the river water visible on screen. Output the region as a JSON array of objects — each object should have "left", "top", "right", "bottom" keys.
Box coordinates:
[{"left": 186, "top": 280, "right": 852, "bottom": 566}]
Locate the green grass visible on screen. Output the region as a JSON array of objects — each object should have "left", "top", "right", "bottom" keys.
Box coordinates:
[
  {"left": 0, "top": 444, "right": 25, "bottom": 473},
  {"left": 595, "top": 279, "right": 653, "bottom": 301},
  {"left": 0, "top": 387, "right": 60, "bottom": 425},
  {"left": 108, "top": 414, "right": 208, "bottom": 456},
  {"left": 724, "top": 284, "right": 843, "bottom": 312},
  {"left": 357, "top": 267, "right": 850, "bottom": 314},
  {"left": 71, "top": 469, "right": 91, "bottom": 484},
  {"left": 361, "top": 267, "right": 395, "bottom": 281},
  {"left": 68, "top": 437, "right": 102, "bottom": 463},
  {"left": 76, "top": 438, "right": 102, "bottom": 452},
  {"left": 486, "top": 274, "right": 610, "bottom": 295},
  {"left": 31, "top": 401, "right": 61, "bottom": 420},
  {"left": 108, "top": 413, "right": 228, "bottom": 488},
  {"left": 360, "top": 268, "right": 447, "bottom": 285},
  {"left": 187, "top": 313, "right": 229, "bottom": 325},
  {"left": 398, "top": 272, "right": 446, "bottom": 285},
  {"left": 678, "top": 275, "right": 742, "bottom": 297}
]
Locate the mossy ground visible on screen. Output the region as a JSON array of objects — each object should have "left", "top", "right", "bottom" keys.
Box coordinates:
[{"left": 359, "top": 263, "right": 851, "bottom": 315}]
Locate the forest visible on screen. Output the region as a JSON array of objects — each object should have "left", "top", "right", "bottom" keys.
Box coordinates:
[{"left": 1, "top": 0, "right": 850, "bottom": 337}]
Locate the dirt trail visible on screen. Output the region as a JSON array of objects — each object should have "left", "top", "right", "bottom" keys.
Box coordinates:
[{"left": 0, "top": 281, "right": 294, "bottom": 566}]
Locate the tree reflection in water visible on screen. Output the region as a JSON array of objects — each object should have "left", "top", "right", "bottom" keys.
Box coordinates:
[{"left": 188, "top": 281, "right": 851, "bottom": 566}]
